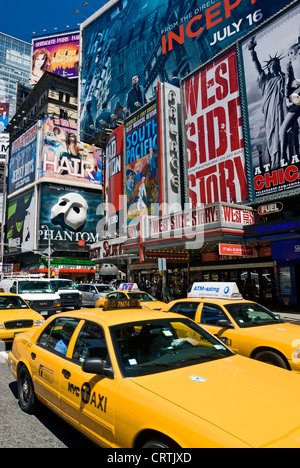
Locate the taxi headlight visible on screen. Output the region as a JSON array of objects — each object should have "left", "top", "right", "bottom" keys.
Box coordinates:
[
  {"left": 34, "top": 320, "right": 45, "bottom": 327},
  {"left": 0, "top": 323, "right": 3, "bottom": 329}
]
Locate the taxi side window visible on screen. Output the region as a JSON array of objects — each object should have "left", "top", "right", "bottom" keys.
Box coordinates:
[
  {"left": 72, "top": 321, "right": 108, "bottom": 364},
  {"left": 168, "top": 302, "right": 199, "bottom": 320},
  {"left": 201, "top": 304, "right": 229, "bottom": 326},
  {"left": 37, "top": 317, "right": 80, "bottom": 355}
]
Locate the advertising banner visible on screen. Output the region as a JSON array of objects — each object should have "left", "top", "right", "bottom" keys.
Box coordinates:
[
  {"left": 105, "top": 125, "right": 125, "bottom": 235},
  {"left": 8, "top": 124, "right": 38, "bottom": 195},
  {"left": 31, "top": 31, "right": 79, "bottom": 84},
  {"left": 38, "top": 184, "right": 102, "bottom": 252},
  {"left": 80, "top": 0, "right": 290, "bottom": 143},
  {"left": 5, "top": 189, "right": 35, "bottom": 253},
  {"left": 0, "top": 102, "right": 9, "bottom": 131},
  {"left": 183, "top": 48, "right": 248, "bottom": 207},
  {"left": 158, "top": 82, "right": 182, "bottom": 209},
  {"left": 38, "top": 116, "right": 102, "bottom": 187},
  {"left": 241, "top": 3, "right": 300, "bottom": 199},
  {"left": 0, "top": 133, "right": 9, "bottom": 164},
  {"left": 125, "top": 102, "right": 158, "bottom": 224}
]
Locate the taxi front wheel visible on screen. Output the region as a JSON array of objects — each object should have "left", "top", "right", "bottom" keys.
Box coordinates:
[{"left": 18, "top": 366, "right": 39, "bottom": 414}]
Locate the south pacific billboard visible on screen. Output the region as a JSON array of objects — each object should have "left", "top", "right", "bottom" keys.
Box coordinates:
[
  {"left": 31, "top": 31, "right": 79, "bottom": 84},
  {"left": 38, "top": 116, "right": 103, "bottom": 188},
  {"left": 79, "top": 0, "right": 292, "bottom": 143},
  {"left": 241, "top": 2, "right": 300, "bottom": 200},
  {"left": 38, "top": 184, "right": 102, "bottom": 252}
]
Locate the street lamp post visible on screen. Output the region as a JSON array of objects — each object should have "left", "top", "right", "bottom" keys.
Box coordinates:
[{"left": 41, "top": 225, "right": 51, "bottom": 279}]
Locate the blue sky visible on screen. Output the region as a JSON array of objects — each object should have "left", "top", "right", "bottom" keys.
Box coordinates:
[{"left": 1, "top": 0, "right": 108, "bottom": 43}]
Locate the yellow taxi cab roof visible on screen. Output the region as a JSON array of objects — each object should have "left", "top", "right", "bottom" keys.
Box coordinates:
[
  {"left": 57, "top": 307, "right": 174, "bottom": 327},
  {"left": 173, "top": 297, "right": 255, "bottom": 306}
]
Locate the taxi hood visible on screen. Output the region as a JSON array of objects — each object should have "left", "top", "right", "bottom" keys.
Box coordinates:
[
  {"left": 132, "top": 355, "right": 300, "bottom": 448},
  {"left": 238, "top": 321, "right": 300, "bottom": 344}
]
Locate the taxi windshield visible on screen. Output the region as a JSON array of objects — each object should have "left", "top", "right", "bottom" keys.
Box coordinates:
[
  {"left": 18, "top": 281, "right": 55, "bottom": 294},
  {"left": 128, "top": 292, "right": 156, "bottom": 302},
  {"left": 0, "top": 295, "right": 30, "bottom": 310},
  {"left": 225, "top": 302, "right": 284, "bottom": 328},
  {"left": 111, "top": 318, "right": 233, "bottom": 377}
]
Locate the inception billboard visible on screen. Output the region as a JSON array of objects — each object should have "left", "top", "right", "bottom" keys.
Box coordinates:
[{"left": 79, "top": 0, "right": 292, "bottom": 143}]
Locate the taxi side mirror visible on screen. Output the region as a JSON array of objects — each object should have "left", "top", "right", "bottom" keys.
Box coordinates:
[
  {"left": 217, "top": 319, "right": 234, "bottom": 329},
  {"left": 82, "top": 358, "right": 114, "bottom": 379}
]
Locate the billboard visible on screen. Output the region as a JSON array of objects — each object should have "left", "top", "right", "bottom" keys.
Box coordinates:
[
  {"left": 31, "top": 31, "right": 80, "bottom": 84},
  {"left": 38, "top": 184, "right": 102, "bottom": 252},
  {"left": 0, "top": 133, "right": 9, "bottom": 164},
  {"left": 79, "top": 0, "right": 292, "bottom": 143},
  {"left": 8, "top": 124, "right": 38, "bottom": 195},
  {"left": 5, "top": 189, "right": 35, "bottom": 254},
  {"left": 183, "top": 48, "right": 248, "bottom": 207},
  {"left": 241, "top": 3, "right": 300, "bottom": 199},
  {"left": 0, "top": 102, "right": 9, "bottom": 131},
  {"left": 105, "top": 125, "right": 125, "bottom": 235},
  {"left": 38, "top": 116, "right": 102, "bottom": 187},
  {"left": 125, "top": 101, "right": 158, "bottom": 224}
]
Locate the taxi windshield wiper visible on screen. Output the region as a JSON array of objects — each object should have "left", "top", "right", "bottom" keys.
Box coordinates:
[
  {"left": 134, "top": 362, "right": 178, "bottom": 368},
  {"left": 180, "top": 353, "right": 227, "bottom": 363}
]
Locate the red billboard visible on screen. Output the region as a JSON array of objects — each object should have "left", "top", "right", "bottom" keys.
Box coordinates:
[{"left": 183, "top": 48, "right": 248, "bottom": 207}]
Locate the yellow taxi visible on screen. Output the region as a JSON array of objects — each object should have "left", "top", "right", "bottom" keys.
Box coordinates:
[
  {"left": 0, "top": 293, "right": 45, "bottom": 344},
  {"left": 165, "top": 282, "right": 300, "bottom": 373},
  {"left": 8, "top": 298, "right": 300, "bottom": 448},
  {"left": 95, "top": 283, "right": 165, "bottom": 310}
]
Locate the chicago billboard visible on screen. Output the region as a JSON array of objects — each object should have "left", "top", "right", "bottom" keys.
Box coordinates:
[
  {"left": 31, "top": 31, "right": 79, "bottom": 84},
  {"left": 241, "top": 2, "right": 300, "bottom": 199},
  {"left": 38, "top": 116, "right": 103, "bottom": 188},
  {"left": 183, "top": 47, "right": 248, "bottom": 207},
  {"left": 79, "top": 0, "right": 291, "bottom": 143},
  {"left": 38, "top": 184, "right": 102, "bottom": 252}
]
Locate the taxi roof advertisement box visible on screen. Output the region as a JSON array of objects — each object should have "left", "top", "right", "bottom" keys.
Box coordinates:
[
  {"left": 188, "top": 282, "right": 243, "bottom": 299},
  {"left": 79, "top": 0, "right": 289, "bottom": 145}
]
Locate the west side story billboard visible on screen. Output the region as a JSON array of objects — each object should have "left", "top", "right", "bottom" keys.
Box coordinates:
[
  {"left": 79, "top": 0, "right": 291, "bottom": 143},
  {"left": 241, "top": 2, "right": 300, "bottom": 200},
  {"left": 183, "top": 47, "right": 248, "bottom": 207}
]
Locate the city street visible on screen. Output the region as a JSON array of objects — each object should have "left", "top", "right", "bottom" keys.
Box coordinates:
[{"left": 1, "top": 309, "right": 300, "bottom": 448}]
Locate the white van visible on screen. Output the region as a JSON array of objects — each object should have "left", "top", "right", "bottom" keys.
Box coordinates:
[{"left": 0, "top": 277, "right": 61, "bottom": 317}]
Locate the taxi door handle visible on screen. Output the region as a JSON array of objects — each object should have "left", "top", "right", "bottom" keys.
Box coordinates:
[
  {"left": 31, "top": 352, "right": 36, "bottom": 360},
  {"left": 62, "top": 369, "right": 71, "bottom": 379}
]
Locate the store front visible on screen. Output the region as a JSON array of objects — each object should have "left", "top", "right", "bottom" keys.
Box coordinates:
[{"left": 244, "top": 217, "right": 300, "bottom": 306}]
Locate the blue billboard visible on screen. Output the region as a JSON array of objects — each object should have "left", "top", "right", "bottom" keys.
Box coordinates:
[{"left": 79, "top": 0, "right": 293, "bottom": 142}]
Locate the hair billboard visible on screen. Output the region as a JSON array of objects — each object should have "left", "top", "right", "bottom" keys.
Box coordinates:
[
  {"left": 241, "top": 3, "right": 300, "bottom": 200},
  {"left": 182, "top": 47, "right": 248, "bottom": 207},
  {"left": 79, "top": 0, "right": 290, "bottom": 144}
]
